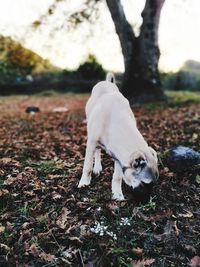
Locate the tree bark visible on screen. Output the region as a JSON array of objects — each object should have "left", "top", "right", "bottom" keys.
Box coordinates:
[
  {"left": 105, "top": 0, "right": 135, "bottom": 70},
  {"left": 106, "top": 0, "right": 166, "bottom": 103}
]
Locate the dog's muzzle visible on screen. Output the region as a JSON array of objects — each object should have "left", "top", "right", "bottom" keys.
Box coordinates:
[{"left": 138, "top": 167, "right": 159, "bottom": 184}]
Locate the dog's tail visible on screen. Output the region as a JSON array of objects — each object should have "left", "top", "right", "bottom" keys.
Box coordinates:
[{"left": 106, "top": 72, "right": 115, "bottom": 83}]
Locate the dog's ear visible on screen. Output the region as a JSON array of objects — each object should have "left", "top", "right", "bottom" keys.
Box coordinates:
[
  {"left": 130, "top": 151, "right": 147, "bottom": 169},
  {"left": 149, "top": 146, "right": 158, "bottom": 162}
]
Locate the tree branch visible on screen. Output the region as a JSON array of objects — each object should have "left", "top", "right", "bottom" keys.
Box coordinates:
[
  {"left": 106, "top": 0, "right": 135, "bottom": 67},
  {"left": 140, "top": 0, "right": 165, "bottom": 45}
]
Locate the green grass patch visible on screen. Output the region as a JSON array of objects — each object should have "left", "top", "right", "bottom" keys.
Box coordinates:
[
  {"left": 30, "top": 160, "right": 64, "bottom": 180},
  {"left": 166, "top": 90, "right": 200, "bottom": 103},
  {"left": 143, "top": 90, "right": 200, "bottom": 110},
  {"left": 35, "top": 89, "right": 60, "bottom": 97},
  {"left": 138, "top": 197, "right": 157, "bottom": 211}
]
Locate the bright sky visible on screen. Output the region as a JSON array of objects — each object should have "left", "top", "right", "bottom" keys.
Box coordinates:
[{"left": 0, "top": 0, "right": 200, "bottom": 72}]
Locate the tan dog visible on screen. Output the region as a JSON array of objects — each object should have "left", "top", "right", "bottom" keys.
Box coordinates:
[{"left": 78, "top": 74, "right": 158, "bottom": 200}]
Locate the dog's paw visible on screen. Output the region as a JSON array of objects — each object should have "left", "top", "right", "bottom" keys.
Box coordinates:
[
  {"left": 112, "top": 193, "right": 125, "bottom": 201},
  {"left": 78, "top": 176, "right": 91, "bottom": 188},
  {"left": 93, "top": 164, "right": 102, "bottom": 176}
]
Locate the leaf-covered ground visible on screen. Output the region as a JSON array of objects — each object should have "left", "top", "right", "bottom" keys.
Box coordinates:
[{"left": 0, "top": 94, "right": 200, "bottom": 267}]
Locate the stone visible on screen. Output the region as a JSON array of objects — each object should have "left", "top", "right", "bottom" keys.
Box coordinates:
[
  {"left": 25, "top": 106, "right": 40, "bottom": 114},
  {"left": 166, "top": 146, "right": 200, "bottom": 173}
]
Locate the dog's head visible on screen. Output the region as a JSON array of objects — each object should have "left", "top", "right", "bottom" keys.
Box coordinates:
[{"left": 123, "top": 147, "right": 159, "bottom": 189}]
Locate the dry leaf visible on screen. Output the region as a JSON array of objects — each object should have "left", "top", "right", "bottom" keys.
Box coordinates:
[
  {"left": 0, "top": 226, "right": 5, "bottom": 233},
  {"left": 0, "top": 158, "right": 21, "bottom": 168},
  {"left": 190, "top": 256, "right": 200, "bottom": 267},
  {"left": 179, "top": 211, "right": 193, "bottom": 218},
  {"left": 0, "top": 243, "right": 10, "bottom": 252},
  {"left": 39, "top": 252, "right": 56, "bottom": 262},
  {"left": 132, "top": 258, "right": 155, "bottom": 267},
  {"left": 0, "top": 189, "right": 9, "bottom": 197},
  {"left": 52, "top": 191, "right": 62, "bottom": 200},
  {"left": 56, "top": 207, "right": 71, "bottom": 229},
  {"left": 132, "top": 247, "right": 143, "bottom": 256},
  {"left": 29, "top": 244, "right": 40, "bottom": 257}
]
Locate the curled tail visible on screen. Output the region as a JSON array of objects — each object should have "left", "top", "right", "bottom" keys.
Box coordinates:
[{"left": 106, "top": 72, "right": 115, "bottom": 83}]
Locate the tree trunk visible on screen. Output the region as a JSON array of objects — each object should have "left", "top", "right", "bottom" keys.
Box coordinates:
[
  {"left": 106, "top": 0, "right": 166, "bottom": 103},
  {"left": 105, "top": 0, "right": 135, "bottom": 70}
]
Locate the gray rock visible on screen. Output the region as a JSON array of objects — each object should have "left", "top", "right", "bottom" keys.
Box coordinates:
[
  {"left": 26, "top": 106, "right": 40, "bottom": 114},
  {"left": 166, "top": 146, "right": 200, "bottom": 173}
]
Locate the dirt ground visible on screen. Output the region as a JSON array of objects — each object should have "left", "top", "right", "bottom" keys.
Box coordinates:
[{"left": 0, "top": 94, "right": 199, "bottom": 267}]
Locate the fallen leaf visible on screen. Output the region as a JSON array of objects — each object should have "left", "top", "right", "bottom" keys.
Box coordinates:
[
  {"left": 132, "top": 247, "right": 143, "bottom": 256},
  {"left": 0, "top": 226, "right": 5, "bottom": 233},
  {"left": 196, "top": 175, "right": 200, "bottom": 184},
  {"left": 0, "top": 158, "right": 21, "bottom": 168},
  {"left": 0, "top": 189, "right": 9, "bottom": 197},
  {"left": 61, "top": 247, "right": 78, "bottom": 259},
  {"left": 190, "top": 256, "right": 200, "bottom": 267},
  {"left": 56, "top": 207, "right": 71, "bottom": 229},
  {"left": 29, "top": 244, "right": 40, "bottom": 257},
  {"left": 184, "top": 245, "right": 196, "bottom": 255},
  {"left": 39, "top": 252, "right": 56, "bottom": 262},
  {"left": 179, "top": 211, "right": 193, "bottom": 218},
  {"left": 0, "top": 243, "right": 10, "bottom": 252},
  {"left": 52, "top": 191, "right": 62, "bottom": 200},
  {"left": 132, "top": 258, "right": 155, "bottom": 267}
]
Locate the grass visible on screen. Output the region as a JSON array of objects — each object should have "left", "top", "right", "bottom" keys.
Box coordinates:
[
  {"left": 34, "top": 90, "right": 89, "bottom": 98},
  {"left": 166, "top": 90, "right": 200, "bottom": 103},
  {"left": 142, "top": 90, "right": 200, "bottom": 110},
  {"left": 138, "top": 197, "right": 156, "bottom": 211},
  {"left": 30, "top": 160, "right": 65, "bottom": 180},
  {"left": 35, "top": 89, "right": 60, "bottom": 97},
  {"left": 2, "top": 89, "right": 200, "bottom": 103},
  {"left": 0, "top": 91, "right": 199, "bottom": 266}
]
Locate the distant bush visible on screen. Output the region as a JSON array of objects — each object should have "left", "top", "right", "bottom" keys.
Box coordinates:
[
  {"left": 0, "top": 35, "right": 57, "bottom": 84},
  {"left": 61, "top": 69, "right": 77, "bottom": 79},
  {"left": 162, "top": 60, "right": 200, "bottom": 91},
  {"left": 162, "top": 71, "right": 200, "bottom": 91},
  {"left": 0, "top": 61, "right": 21, "bottom": 83},
  {"left": 76, "top": 54, "right": 106, "bottom": 80}
]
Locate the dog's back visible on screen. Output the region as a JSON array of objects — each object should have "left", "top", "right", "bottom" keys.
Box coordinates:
[{"left": 86, "top": 73, "right": 119, "bottom": 119}]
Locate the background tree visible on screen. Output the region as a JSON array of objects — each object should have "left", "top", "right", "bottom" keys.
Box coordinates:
[
  {"left": 106, "top": 0, "right": 166, "bottom": 103},
  {"left": 34, "top": 0, "right": 166, "bottom": 103}
]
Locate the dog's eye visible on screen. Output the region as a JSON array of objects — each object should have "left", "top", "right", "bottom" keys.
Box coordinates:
[{"left": 134, "top": 157, "right": 147, "bottom": 169}]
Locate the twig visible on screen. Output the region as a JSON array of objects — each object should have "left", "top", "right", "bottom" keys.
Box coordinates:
[
  {"left": 42, "top": 262, "right": 57, "bottom": 267},
  {"left": 174, "top": 221, "right": 180, "bottom": 236},
  {"left": 46, "top": 222, "right": 62, "bottom": 251},
  {"left": 78, "top": 249, "right": 84, "bottom": 267},
  {"left": 42, "top": 262, "right": 58, "bottom": 267}
]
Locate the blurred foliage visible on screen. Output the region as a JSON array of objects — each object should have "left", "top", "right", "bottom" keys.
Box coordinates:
[
  {"left": 166, "top": 90, "right": 200, "bottom": 103},
  {"left": 61, "top": 54, "right": 106, "bottom": 81},
  {"left": 76, "top": 54, "right": 106, "bottom": 80},
  {"left": 0, "top": 35, "right": 57, "bottom": 83},
  {"left": 32, "top": 0, "right": 101, "bottom": 30},
  {"left": 0, "top": 48, "right": 106, "bottom": 94},
  {"left": 162, "top": 60, "right": 200, "bottom": 91}
]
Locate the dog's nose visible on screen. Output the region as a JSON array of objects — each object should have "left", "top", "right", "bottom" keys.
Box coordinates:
[{"left": 145, "top": 167, "right": 158, "bottom": 184}]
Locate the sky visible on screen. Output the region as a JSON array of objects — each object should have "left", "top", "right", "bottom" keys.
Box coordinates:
[{"left": 0, "top": 0, "right": 200, "bottom": 72}]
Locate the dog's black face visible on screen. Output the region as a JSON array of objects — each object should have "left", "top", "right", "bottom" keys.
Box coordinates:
[{"left": 123, "top": 148, "right": 159, "bottom": 190}]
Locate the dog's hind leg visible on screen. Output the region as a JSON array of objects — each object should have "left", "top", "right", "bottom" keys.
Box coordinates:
[
  {"left": 112, "top": 161, "right": 124, "bottom": 200},
  {"left": 78, "top": 139, "right": 96, "bottom": 188},
  {"left": 93, "top": 149, "right": 102, "bottom": 175}
]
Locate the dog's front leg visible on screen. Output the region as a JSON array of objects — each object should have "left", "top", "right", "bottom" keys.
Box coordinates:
[
  {"left": 78, "top": 139, "right": 95, "bottom": 188},
  {"left": 112, "top": 161, "right": 124, "bottom": 200},
  {"left": 93, "top": 149, "right": 102, "bottom": 175}
]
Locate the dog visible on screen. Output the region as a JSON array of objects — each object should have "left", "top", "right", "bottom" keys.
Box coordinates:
[{"left": 78, "top": 73, "right": 159, "bottom": 200}]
